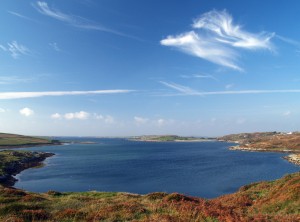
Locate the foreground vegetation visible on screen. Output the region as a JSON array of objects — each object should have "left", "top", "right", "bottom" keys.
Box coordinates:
[
  {"left": 0, "top": 171, "right": 299, "bottom": 221},
  {"left": 0, "top": 133, "right": 60, "bottom": 148}
]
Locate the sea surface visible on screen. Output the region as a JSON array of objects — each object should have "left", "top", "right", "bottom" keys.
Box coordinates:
[{"left": 14, "top": 138, "right": 299, "bottom": 198}]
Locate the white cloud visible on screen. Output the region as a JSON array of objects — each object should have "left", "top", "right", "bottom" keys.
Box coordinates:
[
  {"left": 19, "top": 107, "right": 34, "bottom": 117},
  {"left": 134, "top": 116, "right": 149, "bottom": 125},
  {"left": 161, "top": 9, "right": 274, "bottom": 71},
  {"left": 33, "top": 1, "right": 139, "bottom": 40},
  {"left": 0, "top": 41, "right": 30, "bottom": 59},
  {"left": 51, "top": 112, "right": 116, "bottom": 123},
  {"left": 64, "top": 111, "right": 89, "bottom": 120},
  {"left": 51, "top": 113, "right": 61, "bottom": 119},
  {"left": 0, "top": 89, "right": 134, "bottom": 100},
  {"left": 0, "top": 108, "right": 6, "bottom": 113},
  {"left": 192, "top": 10, "right": 274, "bottom": 50},
  {"left": 283, "top": 111, "right": 291, "bottom": 116},
  {"left": 161, "top": 81, "right": 300, "bottom": 96}
]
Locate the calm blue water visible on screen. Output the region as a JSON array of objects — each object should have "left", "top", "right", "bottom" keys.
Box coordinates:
[{"left": 14, "top": 138, "right": 299, "bottom": 198}]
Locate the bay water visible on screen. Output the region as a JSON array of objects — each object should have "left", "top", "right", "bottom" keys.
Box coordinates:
[{"left": 14, "top": 138, "right": 299, "bottom": 198}]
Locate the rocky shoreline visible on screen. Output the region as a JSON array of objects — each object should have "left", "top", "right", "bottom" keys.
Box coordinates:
[
  {"left": 283, "top": 154, "right": 300, "bottom": 165},
  {"left": 0, "top": 151, "right": 55, "bottom": 187},
  {"left": 229, "top": 145, "right": 300, "bottom": 166}
]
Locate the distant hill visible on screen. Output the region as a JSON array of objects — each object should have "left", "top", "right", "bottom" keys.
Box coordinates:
[
  {"left": 130, "top": 135, "right": 215, "bottom": 142},
  {"left": 0, "top": 133, "right": 60, "bottom": 148}
]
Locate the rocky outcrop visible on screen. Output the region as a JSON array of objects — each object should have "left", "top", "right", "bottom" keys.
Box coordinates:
[{"left": 0, "top": 151, "right": 54, "bottom": 186}]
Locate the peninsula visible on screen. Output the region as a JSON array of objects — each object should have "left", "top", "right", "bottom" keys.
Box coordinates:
[
  {"left": 218, "top": 131, "right": 300, "bottom": 165},
  {"left": 130, "top": 135, "right": 215, "bottom": 142}
]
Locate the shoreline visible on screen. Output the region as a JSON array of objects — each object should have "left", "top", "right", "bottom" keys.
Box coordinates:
[
  {"left": 129, "top": 139, "right": 216, "bottom": 142},
  {"left": 229, "top": 144, "right": 300, "bottom": 166},
  {"left": 0, "top": 142, "right": 61, "bottom": 150}
]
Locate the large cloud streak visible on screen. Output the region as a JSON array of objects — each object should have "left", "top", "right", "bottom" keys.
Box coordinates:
[
  {"left": 161, "top": 10, "right": 274, "bottom": 71},
  {"left": 0, "top": 89, "right": 134, "bottom": 100},
  {"left": 161, "top": 81, "right": 300, "bottom": 96}
]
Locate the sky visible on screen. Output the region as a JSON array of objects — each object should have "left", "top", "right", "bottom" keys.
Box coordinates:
[{"left": 1, "top": 0, "right": 300, "bottom": 137}]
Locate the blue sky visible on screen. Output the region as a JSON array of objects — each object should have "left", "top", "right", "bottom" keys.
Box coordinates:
[{"left": 1, "top": 0, "right": 300, "bottom": 136}]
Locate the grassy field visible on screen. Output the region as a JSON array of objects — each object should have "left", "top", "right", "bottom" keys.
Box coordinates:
[
  {"left": 0, "top": 133, "right": 58, "bottom": 148},
  {"left": 0, "top": 171, "right": 299, "bottom": 221}
]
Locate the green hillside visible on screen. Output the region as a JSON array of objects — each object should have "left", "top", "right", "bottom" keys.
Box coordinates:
[{"left": 0, "top": 133, "right": 59, "bottom": 148}]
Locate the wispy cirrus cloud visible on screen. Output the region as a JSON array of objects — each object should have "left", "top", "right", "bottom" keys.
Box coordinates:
[
  {"left": 161, "top": 9, "right": 274, "bottom": 71},
  {"left": 33, "top": 1, "right": 140, "bottom": 40},
  {"left": 0, "top": 41, "right": 30, "bottom": 59},
  {"left": 160, "top": 81, "right": 201, "bottom": 95},
  {"left": 0, "top": 89, "right": 134, "bottom": 100},
  {"left": 160, "top": 81, "right": 300, "bottom": 96},
  {"left": 180, "top": 74, "right": 218, "bottom": 81},
  {"left": 0, "top": 76, "right": 34, "bottom": 85},
  {"left": 8, "top": 11, "right": 38, "bottom": 23},
  {"left": 275, "top": 35, "right": 300, "bottom": 47}
]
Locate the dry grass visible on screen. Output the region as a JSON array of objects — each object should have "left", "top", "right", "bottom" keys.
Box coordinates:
[{"left": 0, "top": 172, "right": 299, "bottom": 221}]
